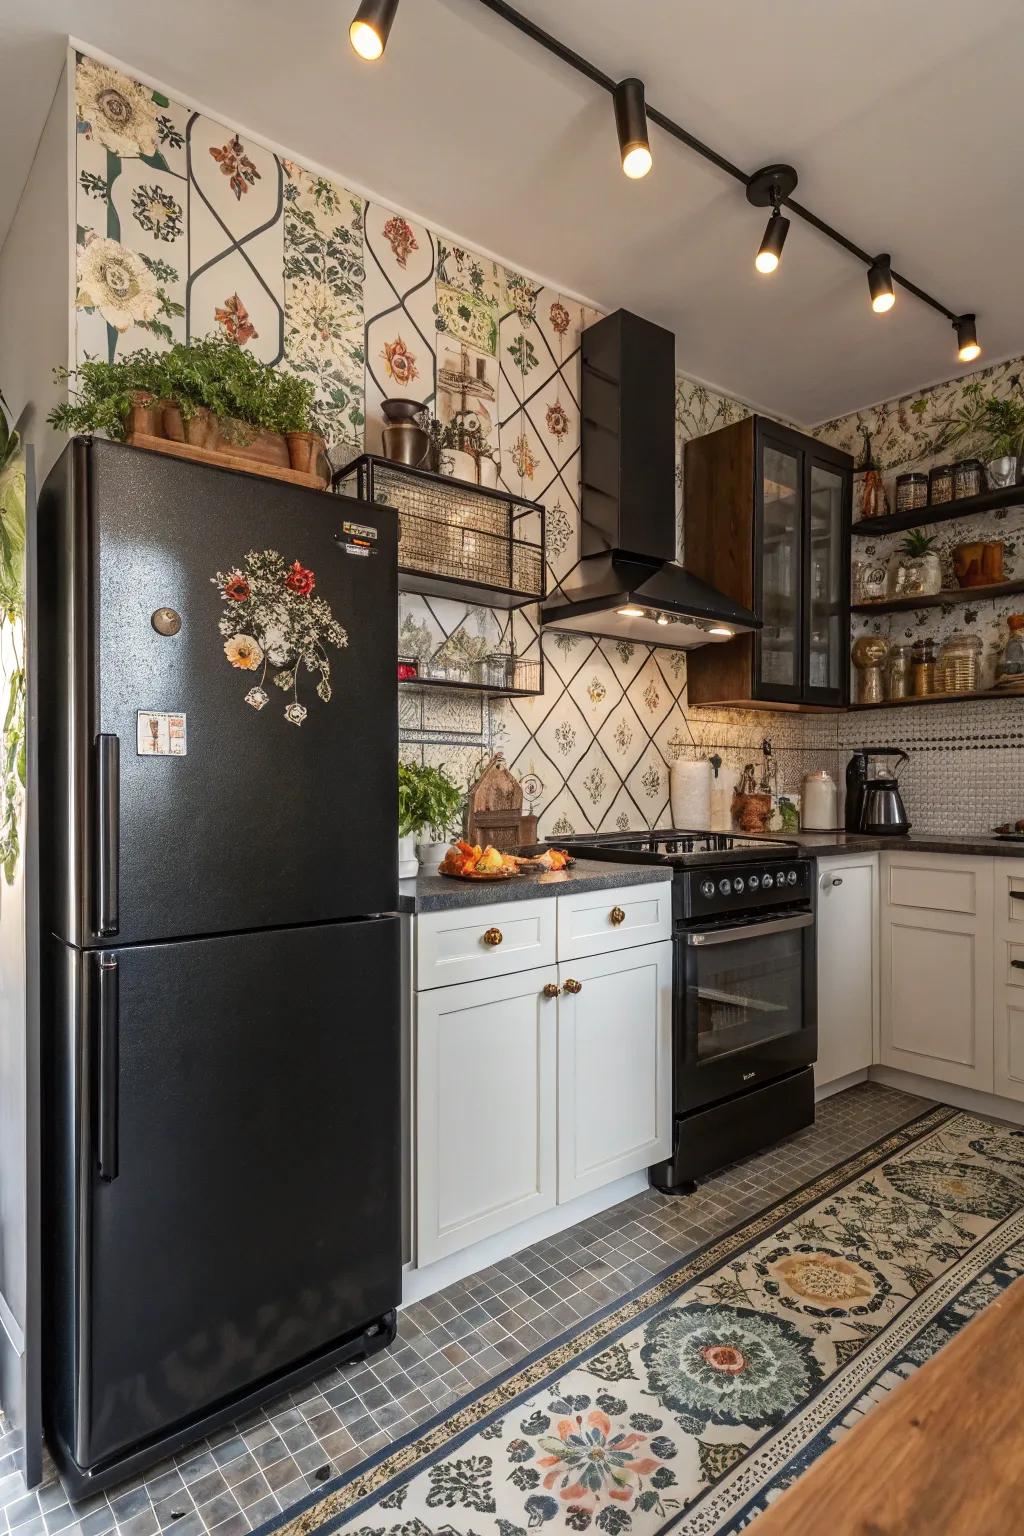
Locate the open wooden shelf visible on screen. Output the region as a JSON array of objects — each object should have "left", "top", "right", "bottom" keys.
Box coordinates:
[
  {"left": 399, "top": 672, "right": 542, "bottom": 700},
  {"left": 851, "top": 578, "right": 1024, "bottom": 615},
  {"left": 851, "top": 482, "right": 1024, "bottom": 536},
  {"left": 849, "top": 686, "right": 1024, "bottom": 711}
]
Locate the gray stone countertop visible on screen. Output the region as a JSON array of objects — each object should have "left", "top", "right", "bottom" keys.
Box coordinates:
[
  {"left": 397, "top": 859, "right": 671, "bottom": 914},
  {"left": 746, "top": 830, "right": 1024, "bottom": 860}
]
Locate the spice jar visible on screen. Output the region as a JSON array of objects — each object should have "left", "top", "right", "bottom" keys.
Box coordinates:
[
  {"left": 938, "top": 632, "right": 982, "bottom": 695},
  {"left": 928, "top": 463, "right": 954, "bottom": 504},
  {"left": 887, "top": 643, "right": 911, "bottom": 701},
  {"left": 911, "top": 637, "right": 937, "bottom": 696},
  {"left": 953, "top": 458, "right": 985, "bottom": 499},
  {"left": 895, "top": 472, "right": 928, "bottom": 512}
]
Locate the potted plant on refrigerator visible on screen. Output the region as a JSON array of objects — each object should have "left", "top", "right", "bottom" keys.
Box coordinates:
[{"left": 398, "top": 761, "right": 465, "bottom": 877}]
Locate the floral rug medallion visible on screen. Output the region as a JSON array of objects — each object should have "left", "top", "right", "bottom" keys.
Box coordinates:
[{"left": 258, "top": 1108, "right": 1024, "bottom": 1536}]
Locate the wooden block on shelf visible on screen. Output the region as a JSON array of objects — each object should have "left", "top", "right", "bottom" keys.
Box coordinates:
[{"left": 124, "top": 432, "right": 328, "bottom": 491}]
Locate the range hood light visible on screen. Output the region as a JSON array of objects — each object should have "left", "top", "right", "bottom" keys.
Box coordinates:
[
  {"left": 617, "top": 605, "right": 645, "bottom": 617},
  {"left": 709, "top": 626, "right": 734, "bottom": 638},
  {"left": 656, "top": 612, "right": 670, "bottom": 626}
]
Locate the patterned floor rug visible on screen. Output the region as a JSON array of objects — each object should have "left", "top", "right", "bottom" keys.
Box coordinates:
[{"left": 260, "top": 1106, "right": 1024, "bottom": 1536}]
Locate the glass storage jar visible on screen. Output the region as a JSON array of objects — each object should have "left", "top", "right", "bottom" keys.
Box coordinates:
[
  {"left": 953, "top": 458, "right": 985, "bottom": 499},
  {"left": 938, "top": 632, "right": 982, "bottom": 695},
  {"left": 995, "top": 614, "right": 1024, "bottom": 690},
  {"left": 895, "top": 472, "right": 928, "bottom": 511},
  {"left": 911, "top": 637, "right": 937, "bottom": 696},
  {"left": 887, "top": 643, "right": 911, "bottom": 700},
  {"left": 928, "top": 463, "right": 954, "bottom": 504}
]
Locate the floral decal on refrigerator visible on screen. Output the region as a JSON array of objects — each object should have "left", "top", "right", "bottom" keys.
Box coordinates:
[{"left": 212, "top": 550, "right": 348, "bottom": 725}]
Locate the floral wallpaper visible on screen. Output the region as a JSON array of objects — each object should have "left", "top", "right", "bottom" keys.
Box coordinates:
[{"left": 69, "top": 51, "right": 1023, "bottom": 837}]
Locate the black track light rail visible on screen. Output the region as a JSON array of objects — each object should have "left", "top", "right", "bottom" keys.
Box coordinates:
[{"left": 473, "top": 0, "right": 961, "bottom": 325}]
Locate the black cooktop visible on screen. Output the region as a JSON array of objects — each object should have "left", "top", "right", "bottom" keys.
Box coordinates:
[{"left": 550, "top": 829, "right": 801, "bottom": 868}]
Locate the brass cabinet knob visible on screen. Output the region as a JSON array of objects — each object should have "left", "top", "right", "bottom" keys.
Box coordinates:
[
  {"left": 610, "top": 906, "right": 626, "bottom": 926},
  {"left": 543, "top": 982, "right": 561, "bottom": 999},
  {"left": 482, "top": 927, "right": 503, "bottom": 947},
  {"left": 564, "top": 977, "right": 583, "bottom": 994}
]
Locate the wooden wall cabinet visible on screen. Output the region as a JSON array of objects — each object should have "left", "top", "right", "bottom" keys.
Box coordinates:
[{"left": 684, "top": 416, "right": 852, "bottom": 711}]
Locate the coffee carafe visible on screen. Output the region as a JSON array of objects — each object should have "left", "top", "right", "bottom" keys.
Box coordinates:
[{"left": 846, "top": 748, "right": 910, "bottom": 834}]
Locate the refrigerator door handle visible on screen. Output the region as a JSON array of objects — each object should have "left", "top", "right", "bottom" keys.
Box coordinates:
[
  {"left": 95, "top": 733, "right": 120, "bottom": 936},
  {"left": 96, "top": 955, "right": 120, "bottom": 1181}
]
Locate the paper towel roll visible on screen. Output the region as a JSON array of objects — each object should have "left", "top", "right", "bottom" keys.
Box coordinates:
[
  {"left": 670, "top": 759, "right": 711, "bottom": 829},
  {"left": 710, "top": 775, "right": 732, "bottom": 832}
]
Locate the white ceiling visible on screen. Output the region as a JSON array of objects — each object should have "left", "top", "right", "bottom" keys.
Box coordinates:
[{"left": 2, "top": 0, "right": 1022, "bottom": 422}]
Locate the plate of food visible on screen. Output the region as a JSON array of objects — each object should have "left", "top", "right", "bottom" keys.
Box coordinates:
[
  {"left": 439, "top": 842, "right": 523, "bottom": 879},
  {"left": 992, "top": 820, "right": 1024, "bottom": 841},
  {"left": 511, "top": 848, "right": 575, "bottom": 873}
]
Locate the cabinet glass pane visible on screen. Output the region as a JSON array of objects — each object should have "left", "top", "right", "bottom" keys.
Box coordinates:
[
  {"left": 808, "top": 463, "right": 845, "bottom": 693},
  {"left": 761, "top": 446, "right": 800, "bottom": 688}
]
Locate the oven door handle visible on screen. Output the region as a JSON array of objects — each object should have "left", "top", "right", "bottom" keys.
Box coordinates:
[{"left": 686, "top": 913, "right": 814, "bottom": 946}]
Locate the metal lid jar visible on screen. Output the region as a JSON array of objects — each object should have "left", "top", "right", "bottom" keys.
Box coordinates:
[
  {"left": 953, "top": 458, "right": 985, "bottom": 500},
  {"left": 938, "top": 631, "right": 982, "bottom": 696},
  {"left": 928, "top": 463, "right": 954, "bottom": 504},
  {"left": 895, "top": 472, "right": 928, "bottom": 511}
]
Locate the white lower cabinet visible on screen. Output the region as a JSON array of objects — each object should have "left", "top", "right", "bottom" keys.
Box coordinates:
[
  {"left": 879, "top": 853, "right": 994, "bottom": 1092},
  {"left": 414, "top": 880, "right": 672, "bottom": 1269},
  {"left": 416, "top": 965, "right": 557, "bottom": 1266},
  {"left": 557, "top": 942, "right": 673, "bottom": 1201},
  {"left": 815, "top": 855, "right": 878, "bottom": 1087},
  {"left": 993, "top": 858, "right": 1024, "bottom": 1102}
]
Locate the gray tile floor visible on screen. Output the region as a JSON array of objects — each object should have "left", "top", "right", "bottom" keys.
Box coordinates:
[{"left": 0, "top": 1082, "right": 933, "bottom": 1536}]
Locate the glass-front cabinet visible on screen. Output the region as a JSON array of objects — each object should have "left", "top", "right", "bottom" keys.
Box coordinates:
[
  {"left": 755, "top": 423, "right": 851, "bottom": 708},
  {"left": 684, "top": 416, "right": 852, "bottom": 711}
]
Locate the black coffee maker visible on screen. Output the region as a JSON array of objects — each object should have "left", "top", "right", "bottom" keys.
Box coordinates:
[{"left": 846, "top": 748, "right": 910, "bottom": 834}]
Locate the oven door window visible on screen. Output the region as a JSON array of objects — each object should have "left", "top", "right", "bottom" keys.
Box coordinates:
[{"left": 692, "top": 922, "right": 805, "bottom": 1060}]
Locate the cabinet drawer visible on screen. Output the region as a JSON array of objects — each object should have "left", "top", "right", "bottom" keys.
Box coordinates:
[
  {"left": 557, "top": 881, "right": 672, "bottom": 961},
  {"left": 416, "top": 898, "right": 556, "bottom": 990},
  {"left": 994, "top": 861, "right": 1024, "bottom": 937},
  {"left": 885, "top": 856, "right": 982, "bottom": 916},
  {"left": 998, "top": 937, "right": 1024, "bottom": 989}
]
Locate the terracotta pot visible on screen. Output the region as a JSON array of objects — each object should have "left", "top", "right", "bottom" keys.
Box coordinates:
[
  {"left": 286, "top": 430, "right": 327, "bottom": 478},
  {"left": 731, "top": 791, "right": 772, "bottom": 834},
  {"left": 125, "top": 391, "right": 159, "bottom": 437},
  {"left": 160, "top": 400, "right": 185, "bottom": 442},
  {"left": 183, "top": 407, "right": 219, "bottom": 450},
  {"left": 218, "top": 420, "right": 290, "bottom": 468}
]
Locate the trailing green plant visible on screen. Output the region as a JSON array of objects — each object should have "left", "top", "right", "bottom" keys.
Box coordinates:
[
  {"left": 48, "top": 349, "right": 169, "bottom": 439},
  {"left": 899, "top": 530, "right": 938, "bottom": 557},
  {"left": 933, "top": 381, "right": 1024, "bottom": 462},
  {"left": 0, "top": 388, "right": 26, "bottom": 883},
  {"left": 48, "top": 338, "right": 319, "bottom": 442},
  {"left": 398, "top": 761, "right": 464, "bottom": 841}
]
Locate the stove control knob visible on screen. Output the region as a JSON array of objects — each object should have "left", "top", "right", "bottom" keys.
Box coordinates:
[
  {"left": 732, "top": 877, "right": 745, "bottom": 894},
  {"left": 762, "top": 872, "right": 774, "bottom": 888},
  {"left": 748, "top": 874, "right": 760, "bottom": 891},
  {"left": 718, "top": 878, "right": 732, "bottom": 896},
  {"left": 787, "top": 869, "right": 798, "bottom": 885},
  {"left": 700, "top": 879, "right": 715, "bottom": 899}
]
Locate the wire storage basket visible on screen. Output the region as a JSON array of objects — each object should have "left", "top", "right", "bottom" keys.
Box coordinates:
[{"left": 333, "top": 455, "right": 545, "bottom": 607}]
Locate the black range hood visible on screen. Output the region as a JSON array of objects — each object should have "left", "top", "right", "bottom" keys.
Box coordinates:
[{"left": 541, "top": 309, "right": 760, "bottom": 651}]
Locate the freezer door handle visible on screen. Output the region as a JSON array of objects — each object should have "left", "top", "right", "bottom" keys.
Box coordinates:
[
  {"left": 96, "top": 956, "right": 120, "bottom": 1181},
  {"left": 95, "top": 734, "right": 120, "bottom": 936}
]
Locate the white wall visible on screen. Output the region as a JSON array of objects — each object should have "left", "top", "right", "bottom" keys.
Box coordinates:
[{"left": 0, "top": 57, "right": 72, "bottom": 483}]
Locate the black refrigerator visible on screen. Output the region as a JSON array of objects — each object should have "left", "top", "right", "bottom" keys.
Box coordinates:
[{"left": 37, "top": 439, "right": 401, "bottom": 1494}]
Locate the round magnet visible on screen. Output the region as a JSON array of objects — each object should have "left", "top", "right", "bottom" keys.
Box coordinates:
[{"left": 152, "top": 608, "right": 182, "bottom": 636}]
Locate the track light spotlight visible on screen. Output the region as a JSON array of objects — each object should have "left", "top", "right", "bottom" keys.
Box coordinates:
[
  {"left": 755, "top": 210, "right": 789, "bottom": 275},
  {"left": 746, "top": 164, "right": 797, "bottom": 276},
  {"left": 613, "top": 78, "right": 652, "bottom": 179},
  {"left": 349, "top": 0, "right": 399, "bottom": 60},
  {"left": 868, "top": 254, "right": 895, "bottom": 314},
  {"left": 954, "top": 313, "right": 981, "bottom": 364}
]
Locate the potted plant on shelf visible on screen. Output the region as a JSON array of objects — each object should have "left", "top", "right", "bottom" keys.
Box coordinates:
[
  {"left": 398, "top": 761, "right": 465, "bottom": 876},
  {"left": 49, "top": 339, "right": 328, "bottom": 481},
  {"left": 934, "top": 382, "right": 1024, "bottom": 489},
  {"left": 889, "top": 530, "right": 943, "bottom": 597}
]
